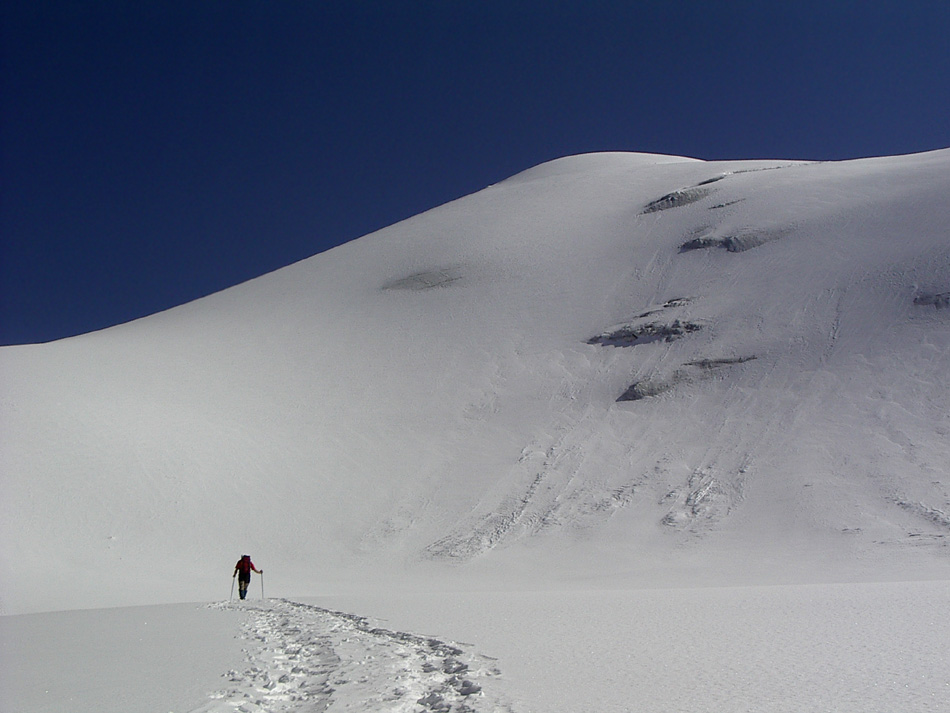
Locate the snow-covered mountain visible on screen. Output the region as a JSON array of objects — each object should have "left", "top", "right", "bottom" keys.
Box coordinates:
[{"left": 3, "top": 150, "right": 950, "bottom": 617}]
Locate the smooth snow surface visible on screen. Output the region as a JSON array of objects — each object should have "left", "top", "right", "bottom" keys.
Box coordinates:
[{"left": 2, "top": 149, "right": 950, "bottom": 711}]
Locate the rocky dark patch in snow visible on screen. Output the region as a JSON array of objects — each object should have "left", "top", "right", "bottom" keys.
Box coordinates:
[
  {"left": 617, "top": 372, "right": 690, "bottom": 402},
  {"left": 589, "top": 296, "right": 700, "bottom": 348},
  {"left": 198, "top": 599, "right": 512, "bottom": 713},
  {"left": 383, "top": 268, "right": 462, "bottom": 291},
  {"left": 678, "top": 234, "right": 724, "bottom": 252},
  {"left": 588, "top": 319, "right": 702, "bottom": 347},
  {"left": 640, "top": 175, "right": 730, "bottom": 214},
  {"left": 679, "top": 228, "right": 789, "bottom": 253},
  {"left": 913, "top": 291, "right": 950, "bottom": 308},
  {"left": 616, "top": 356, "right": 755, "bottom": 403},
  {"left": 641, "top": 186, "right": 714, "bottom": 214}
]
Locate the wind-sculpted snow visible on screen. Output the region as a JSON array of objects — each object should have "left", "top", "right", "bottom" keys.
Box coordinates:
[
  {"left": 661, "top": 465, "right": 747, "bottom": 531},
  {"left": 384, "top": 268, "right": 464, "bottom": 291},
  {"left": 195, "top": 599, "right": 514, "bottom": 713},
  {"left": 424, "top": 428, "right": 649, "bottom": 561},
  {"left": 894, "top": 500, "right": 950, "bottom": 535}
]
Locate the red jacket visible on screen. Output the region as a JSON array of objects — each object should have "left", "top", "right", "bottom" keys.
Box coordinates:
[{"left": 234, "top": 556, "right": 258, "bottom": 577}]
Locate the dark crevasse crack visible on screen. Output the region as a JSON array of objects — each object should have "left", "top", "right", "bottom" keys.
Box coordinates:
[
  {"left": 588, "top": 320, "right": 702, "bottom": 347},
  {"left": 679, "top": 230, "right": 789, "bottom": 253},
  {"left": 640, "top": 175, "right": 729, "bottom": 214},
  {"left": 641, "top": 186, "right": 714, "bottom": 214},
  {"left": 684, "top": 356, "right": 756, "bottom": 369},
  {"left": 913, "top": 291, "right": 950, "bottom": 308},
  {"left": 616, "top": 357, "right": 757, "bottom": 403}
]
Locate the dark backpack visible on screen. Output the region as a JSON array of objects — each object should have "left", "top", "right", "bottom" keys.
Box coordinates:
[{"left": 237, "top": 556, "right": 252, "bottom": 576}]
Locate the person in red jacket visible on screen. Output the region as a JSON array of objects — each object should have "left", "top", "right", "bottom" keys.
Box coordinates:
[{"left": 233, "top": 554, "right": 262, "bottom": 600}]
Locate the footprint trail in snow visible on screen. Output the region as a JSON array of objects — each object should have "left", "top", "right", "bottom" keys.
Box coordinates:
[{"left": 192, "top": 598, "right": 515, "bottom": 713}]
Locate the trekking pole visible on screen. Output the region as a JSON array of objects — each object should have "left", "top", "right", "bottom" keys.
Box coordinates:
[{"left": 230, "top": 576, "right": 235, "bottom": 602}]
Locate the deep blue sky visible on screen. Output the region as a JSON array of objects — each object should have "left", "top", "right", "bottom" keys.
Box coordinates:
[{"left": 3, "top": 1, "right": 949, "bottom": 345}]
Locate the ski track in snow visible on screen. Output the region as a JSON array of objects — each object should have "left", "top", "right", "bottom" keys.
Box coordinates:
[{"left": 191, "top": 599, "right": 513, "bottom": 713}]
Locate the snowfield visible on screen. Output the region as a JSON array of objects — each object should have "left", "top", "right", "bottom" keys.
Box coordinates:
[
  {"left": 3, "top": 583, "right": 949, "bottom": 712},
  {"left": 2, "top": 149, "right": 950, "bottom": 711}
]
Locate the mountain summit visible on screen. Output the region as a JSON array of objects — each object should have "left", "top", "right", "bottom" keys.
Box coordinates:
[{"left": 3, "top": 150, "right": 949, "bottom": 614}]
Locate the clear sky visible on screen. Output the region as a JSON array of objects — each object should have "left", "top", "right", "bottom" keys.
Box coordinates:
[{"left": 2, "top": 1, "right": 949, "bottom": 345}]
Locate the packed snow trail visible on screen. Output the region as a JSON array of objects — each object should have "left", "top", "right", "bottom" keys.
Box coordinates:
[{"left": 192, "top": 599, "right": 515, "bottom": 713}]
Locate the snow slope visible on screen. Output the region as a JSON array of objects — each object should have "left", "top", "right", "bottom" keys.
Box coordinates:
[
  {"left": 3, "top": 150, "right": 950, "bottom": 617},
  {"left": 3, "top": 149, "right": 950, "bottom": 712}
]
